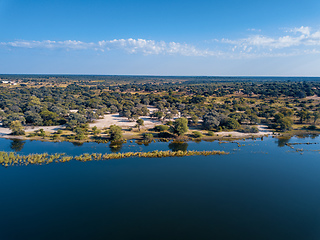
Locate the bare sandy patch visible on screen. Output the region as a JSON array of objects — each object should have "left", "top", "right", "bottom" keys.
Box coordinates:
[
  {"left": 89, "top": 114, "right": 162, "bottom": 130},
  {"left": 215, "top": 125, "right": 273, "bottom": 138},
  {"left": 0, "top": 127, "right": 11, "bottom": 136},
  {"left": 89, "top": 106, "right": 161, "bottom": 130},
  {"left": 306, "top": 95, "right": 320, "bottom": 100},
  {"left": 24, "top": 126, "right": 64, "bottom": 133},
  {"left": 0, "top": 125, "right": 64, "bottom": 137}
]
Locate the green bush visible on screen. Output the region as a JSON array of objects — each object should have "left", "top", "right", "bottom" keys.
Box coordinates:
[
  {"left": 154, "top": 125, "right": 169, "bottom": 132},
  {"left": 241, "top": 126, "right": 259, "bottom": 133},
  {"left": 192, "top": 131, "right": 203, "bottom": 138},
  {"left": 207, "top": 131, "right": 215, "bottom": 136},
  {"left": 222, "top": 118, "right": 240, "bottom": 130},
  {"left": 143, "top": 133, "right": 153, "bottom": 141},
  {"left": 307, "top": 125, "right": 317, "bottom": 130}
]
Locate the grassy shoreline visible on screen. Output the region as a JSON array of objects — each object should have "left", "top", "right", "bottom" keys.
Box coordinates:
[{"left": 1, "top": 125, "right": 319, "bottom": 144}]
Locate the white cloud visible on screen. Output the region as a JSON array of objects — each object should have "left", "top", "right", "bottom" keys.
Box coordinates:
[
  {"left": 290, "top": 26, "right": 311, "bottom": 35},
  {"left": 220, "top": 26, "right": 320, "bottom": 57},
  {"left": 98, "top": 38, "right": 218, "bottom": 56},
  {"left": 0, "top": 40, "right": 95, "bottom": 50},
  {"left": 1, "top": 27, "right": 320, "bottom": 59},
  {"left": 0, "top": 38, "right": 217, "bottom": 57},
  {"left": 247, "top": 28, "right": 261, "bottom": 32}
]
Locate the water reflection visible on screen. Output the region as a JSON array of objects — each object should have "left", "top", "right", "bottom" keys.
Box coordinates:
[
  {"left": 10, "top": 139, "right": 25, "bottom": 152},
  {"left": 296, "top": 133, "right": 319, "bottom": 139},
  {"left": 276, "top": 137, "right": 290, "bottom": 147},
  {"left": 168, "top": 142, "right": 188, "bottom": 152},
  {"left": 136, "top": 140, "right": 151, "bottom": 146},
  {"left": 109, "top": 142, "right": 123, "bottom": 152},
  {"left": 72, "top": 142, "right": 84, "bottom": 146},
  {"left": 277, "top": 133, "right": 320, "bottom": 147}
]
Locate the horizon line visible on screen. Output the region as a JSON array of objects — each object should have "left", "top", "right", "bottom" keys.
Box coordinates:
[{"left": 0, "top": 74, "right": 320, "bottom": 78}]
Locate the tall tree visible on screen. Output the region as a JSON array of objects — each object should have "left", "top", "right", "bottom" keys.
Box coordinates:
[
  {"left": 109, "top": 125, "right": 122, "bottom": 141},
  {"left": 9, "top": 121, "right": 25, "bottom": 135},
  {"left": 172, "top": 117, "right": 188, "bottom": 136},
  {"left": 136, "top": 119, "right": 144, "bottom": 131}
]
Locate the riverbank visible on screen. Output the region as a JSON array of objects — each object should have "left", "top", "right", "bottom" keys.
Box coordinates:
[
  {"left": 0, "top": 112, "right": 317, "bottom": 143},
  {"left": 0, "top": 124, "right": 273, "bottom": 142}
]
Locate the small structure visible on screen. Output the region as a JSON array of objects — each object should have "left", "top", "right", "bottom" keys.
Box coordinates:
[{"left": 1, "top": 80, "right": 17, "bottom": 85}]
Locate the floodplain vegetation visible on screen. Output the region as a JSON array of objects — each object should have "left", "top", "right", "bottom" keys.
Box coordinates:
[
  {"left": 1, "top": 75, "right": 320, "bottom": 143},
  {"left": 0, "top": 150, "right": 228, "bottom": 167}
]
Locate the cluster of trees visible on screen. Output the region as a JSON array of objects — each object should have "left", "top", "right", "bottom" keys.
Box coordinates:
[
  {"left": 1, "top": 76, "right": 320, "bottom": 136},
  {"left": 151, "top": 117, "right": 189, "bottom": 138},
  {"left": 202, "top": 110, "right": 259, "bottom": 131}
]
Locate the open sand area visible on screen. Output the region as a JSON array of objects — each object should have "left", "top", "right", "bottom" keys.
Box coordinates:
[{"left": 89, "top": 114, "right": 162, "bottom": 130}]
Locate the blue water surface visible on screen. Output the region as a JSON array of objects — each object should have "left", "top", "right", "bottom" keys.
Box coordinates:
[{"left": 0, "top": 136, "right": 320, "bottom": 240}]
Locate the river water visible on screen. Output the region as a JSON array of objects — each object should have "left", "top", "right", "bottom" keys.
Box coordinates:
[{"left": 0, "top": 135, "right": 320, "bottom": 240}]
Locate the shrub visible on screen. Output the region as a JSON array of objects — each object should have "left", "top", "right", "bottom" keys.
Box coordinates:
[
  {"left": 192, "top": 131, "right": 203, "bottom": 138},
  {"left": 241, "top": 126, "right": 259, "bottom": 133},
  {"left": 207, "top": 131, "right": 215, "bottom": 136},
  {"left": 143, "top": 133, "right": 153, "bottom": 141},
  {"left": 307, "top": 125, "right": 317, "bottom": 130},
  {"left": 154, "top": 125, "right": 169, "bottom": 132},
  {"left": 222, "top": 118, "right": 240, "bottom": 130}
]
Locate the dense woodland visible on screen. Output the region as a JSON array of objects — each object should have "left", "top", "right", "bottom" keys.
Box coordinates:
[{"left": 1, "top": 75, "right": 320, "bottom": 140}]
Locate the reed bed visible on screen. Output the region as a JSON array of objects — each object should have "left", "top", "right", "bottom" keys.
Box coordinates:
[{"left": 0, "top": 150, "right": 228, "bottom": 167}]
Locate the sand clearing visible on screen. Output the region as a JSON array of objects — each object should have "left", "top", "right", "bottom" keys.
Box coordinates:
[
  {"left": 89, "top": 106, "right": 161, "bottom": 130},
  {"left": 0, "top": 125, "right": 64, "bottom": 137},
  {"left": 215, "top": 125, "right": 273, "bottom": 138},
  {"left": 89, "top": 114, "right": 162, "bottom": 130},
  {"left": 306, "top": 95, "right": 320, "bottom": 101}
]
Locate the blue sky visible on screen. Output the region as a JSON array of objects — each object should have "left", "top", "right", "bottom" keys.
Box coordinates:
[{"left": 1, "top": 0, "right": 320, "bottom": 76}]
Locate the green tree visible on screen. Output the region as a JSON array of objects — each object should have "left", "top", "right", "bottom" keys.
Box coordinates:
[
  {"left": 277, "top": 117, "right": 293, "bottom": 131},
  {"left": 248, "top": 114, "right": 260, "bottom": 124},
  {"left": 40, "top": 110, "right": 59, "bottom": 126},
  {"left": 25, "top": 111, "right": 43, "bottom": 126},
  {"left": 9, "top": 121, "right": 25, "bottom": 135},
  {"left": 38, "top": 128, "right": 46, "bottom": 137},
  {"left": 66, "top": 113, "right": 86, "bottom": 130},
  {"left": 313, "top": 111, "right": 320, "bottom": 124},
  {"left": 109, "top": 125, "right": 122, "bottom": 141},
  {"left": 191, "top": 115, "right": 199, "bottom": 125},
  {"left": 222, "top": 118, "right": 240, "bottom": 130},
  {"left": 143, "top": 133, "right": 153, "bottom": 141},
  {"left": 153, "top": 111, "right": 164, "bottom": 121},
  {"left": 28, "top": 96, "right": 41, "bottom": 106},
  {"left": 2, "top": 113, "right": 26, "bottom": 127},
  {"left": 279, "top": 107, "right": 294, "bottom": 117},
  {"left": 202, "top": 111, "right": 226, "bottom": 130},
  {"left": 92, "top": 126, "right": 101, "bottom": 136},
  {"left": 297, "top": 110, "right": 310, "bottom": 123},
  {"left": 172, "top": 117, "right": 188, "bottom": 136},
  {"left": 273, "top": 114, "right": 293, "bottom": 131},
  {"left": 136, "top": 118, "right": 144, "bottom": 131}
]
